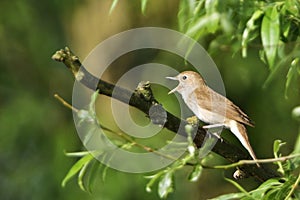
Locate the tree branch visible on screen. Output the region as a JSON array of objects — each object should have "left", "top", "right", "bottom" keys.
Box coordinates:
[{"left": 52, "top": 47, "right": 278, "bottom": 182}]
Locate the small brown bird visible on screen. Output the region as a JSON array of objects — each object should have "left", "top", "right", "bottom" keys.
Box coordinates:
[{"left": 166, "top": 71, "right": 258, "bottom": 164}]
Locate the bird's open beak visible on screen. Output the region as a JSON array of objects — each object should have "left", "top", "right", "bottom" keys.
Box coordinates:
[
  {"left": 166, "top": 76, "right": 178, "bottom": 81},
  {"left": 166, "top": 76, "right": 179, "bottom": 94}
]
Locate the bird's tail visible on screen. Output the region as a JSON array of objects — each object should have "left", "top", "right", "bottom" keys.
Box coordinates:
[{"left": 229, "top": 121, "right": 260, "bottom": 167}]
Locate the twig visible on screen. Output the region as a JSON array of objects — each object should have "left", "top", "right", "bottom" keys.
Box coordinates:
[
  {"left": 54, "top": 94, "right": 78, "bottom": 112},
  {"left": 54, "top": 93, "right": 185, "bottom": 163},
  {"left": 205, "top": 153, "right": 300, "bottom": 170},
  {"left": 101, "top": 124, "right": 181, "bottom": 162},
  {"left": 54, "top": 91, "right": 300, "bottom": 171}
]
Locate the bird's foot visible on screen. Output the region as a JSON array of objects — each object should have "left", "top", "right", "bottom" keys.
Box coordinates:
[{"left": 207, "top": 131, "right": 223, "bottom": 142}]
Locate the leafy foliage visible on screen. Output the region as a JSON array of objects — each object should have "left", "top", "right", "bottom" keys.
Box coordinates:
[
  {"left": 61, "top": 0, "right": 300, "bottom": 199},
  {"left": 176, "top": 0, "right": 300, "bottom": 96},
  {"left": 61, "top": 91, "right": 300, "bottom": 199},
  {"left": 110, "top": 0, "right": 300, "bottom": 96},
  {"left": 211, "top": 139, "right": 300, "bottom": 200}
]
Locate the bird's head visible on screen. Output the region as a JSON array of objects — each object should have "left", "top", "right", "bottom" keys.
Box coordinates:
[{"left": 166, "top": 71, "right": 206, "bottom": 95}]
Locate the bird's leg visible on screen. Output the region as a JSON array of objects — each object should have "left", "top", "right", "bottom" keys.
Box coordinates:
[
  {"left": 207, "top": 131, "right": 223, "bottom": 142},
  {"left": 203, "top": 124, "right": 225, "bottom": 142},
  {"left": 202, "top": 123, "right": 225, "bottom": 129}
]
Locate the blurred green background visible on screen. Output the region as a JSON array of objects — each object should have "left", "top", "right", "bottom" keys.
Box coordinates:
[{"left": 1, "top": 0, "right": 299, "bottom": 199}]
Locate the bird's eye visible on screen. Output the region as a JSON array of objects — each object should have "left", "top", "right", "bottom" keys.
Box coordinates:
[{"left": 182, "top": 75, "right": 187, "bottom": 80}]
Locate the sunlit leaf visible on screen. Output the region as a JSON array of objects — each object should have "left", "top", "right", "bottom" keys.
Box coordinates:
[
  {"left": 65, "top": 151, "right": 90, "bottom": 157},
  {"left": 224, "top": 177, "right": 249, "bottom": 195},
  {"left": 77, "top": 109, "right": 94, "bottom": 124},
  {"left": 285, "top": 0, "right": 299, "bottom": 15},
  {"left": 292, "top": 106, "right": 300, "bottom": 122},
  {"left": 261, "top": 6, "right": 280, "bottom": 69},
  {"left": 273, "top": 139, "right": 284, "bottom": 155},
  {"left": 290, "top": 126, "right": 300, "bottom": 170},
  {"left": 109, "top": 0, "right": 119, "bottom": 15},
  {"left": 141, "top": 0, "right": 148, "bottom": 14},
  {"left": 61, "top": 153, "right": 94, "bottom": 187},
  {"left": 188, "top": 164, "right": 202, "bottom": 182},
  {"left": 209, "top": 192, "right": 245, "bottom": 200},
  {"left": 193, "top": 0, "right": 205, "bottom": 15},
  {"left": 77, "top": 90, "right": 99, "bottom": 126},
  {"left": 187, "top": 0, "right": 197, "bottom": 13},
  {"left": 242, "top": 10, "right": 263, "bottom": 57},
  {"left": 273, "top": 140, "right": 286, "bottom": 175},
  {"left": 86, "top": 160, "right": 101, "bottom": 193},
  {"left": 78, "top": 160, "right": 90, "bottom": 191},
  {"left": 273, "top": 140, "right": 285, "bottom": 160},
  {"left": 285, "top": 58, "right": 299, "bottom": 98},
  {"left": 145, "top": 171, "right": 164, "bottom": 193},
  {"left": 220, "top": 13, "right": 233, "bottom": 34},
  {"left": 186, "top": 13, "right": 220, "bottom": 36},
  {"left": 89, "top": 90, "right": 99, "bottom": 113},
  {"left": 250, "top": 178, "right": 282, "bottom": 199},
  {"left": 282, "top": 21, "right": 291, "bottom": 39},
  {"left": 257, "top": 178, "right": 282, "bottom": 189},
  {"left": 263, "top": 53, "right": 289, "bottom": 88},
  {"left": 205, "top": 0, "right": 218, "bottom": 15},
  {"left": 158, "top": 171, "right": 174, "bottom": 198}
]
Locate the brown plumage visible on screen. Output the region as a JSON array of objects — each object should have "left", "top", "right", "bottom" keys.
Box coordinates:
[{"left": 167, "top": 71, "right": 259, "bottom": 166}]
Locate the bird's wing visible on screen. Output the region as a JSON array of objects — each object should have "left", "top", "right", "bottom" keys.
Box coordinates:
[
  {"left": 195, "top": 87, "right": 254, "bottom": 127},
  {"left": 225, "top": 98, "right": 254, "bottom": 127}
]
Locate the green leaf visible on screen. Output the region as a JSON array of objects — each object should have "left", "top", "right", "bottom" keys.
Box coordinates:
[
  {"left": 261, "top": 6, "right": 280, "bottom": 69},
  {"left": 224, "top": 177, "right": 250, "bottom": 196},
  {"left": 209, "top": 192, "right": 246, "bottom": 200},
  {"left": 263, "top": 53, "right": 288, "bottom": 88},
  {"left": 188, "top": 164, "right": 203, "bottom": 182},
  {"left": 273, "top": 139, "right": 286, "bottom": 158},
  {"left": 78, "top": 160, "right": 90, "bottom": 191},
  {"left": 242, "top": 10, "right": 263, "bottom": 57},
  {"left": 273, "top": 140, "right": 286, "bottom": 175},
  {"left": 273, "top": 139, "right": 284, "bottom": 155},
  {"left": 77, "top": 109, "right": 94, "bottom": 124},
  {"left": 292, "top": 106, "right": 300, "bottom": 122},
  {"left": 141, "top": 0, "right": 148, "bottom": 15},
  {"left": 285, "top": 0, "right": 299, "bottom": 15},
  {"left": 158, "top": 171, "right": 174, "bottom": 199},
  {"left": 186, "top": 13, "right": 220, "bottom": 36},
  {"left": 77, "top": 90, "right": 100, "bottom": 126},
  {"left": 205, "top": 0, "right": 218, "bottom": 15},
  {"left": 285, "top": 58, "right": 299, "bottom": 98},
  {"left": 109, "top": 0, "right": 119, "bottom": 15},
  {"left": 89, "top": 90, "right": 99, "bottom": 112},
  {"left": 290, "top": 128, "right": 300, "bottom": 170},
  {"left": 65, "top": 151, "right": 90, "bottom": 157},
  {"left": 250, "top": 178, "right": 282, "bottom": 199},
  {"left": 178, "top": 2, "right": 187, "bottom": 32},
  {"left": 193, "top": 0, "right": 205, "bottom": 15},
  {"left": 282, "top": 21, "right": 291, "bottom": 39},
  {"left": 61, "top": 153, "right": 94, "bottom": 187},
  {"left": 85, "top": 160, "right": 101, "bottom": 193},
  {"left": 258, "top": 178, "right": 282, "bottom": 189},
  {"left": 178, "top": 0, "right": 206, "bottom": 33},
  {"left": 189, "top": 0, "right": 197, "bottom": 11},
  {"left": 145, "top": 171, "right": 165, "bottom": 193}
]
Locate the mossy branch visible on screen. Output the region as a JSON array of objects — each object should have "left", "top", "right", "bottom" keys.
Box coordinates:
[{"left": 52, "top": 47, "right": 278, "bottom": 182}]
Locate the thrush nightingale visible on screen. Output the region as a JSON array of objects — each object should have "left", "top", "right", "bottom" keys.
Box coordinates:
[{"left": 166, "top": 71, "right": 259, "bottom": 165}]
